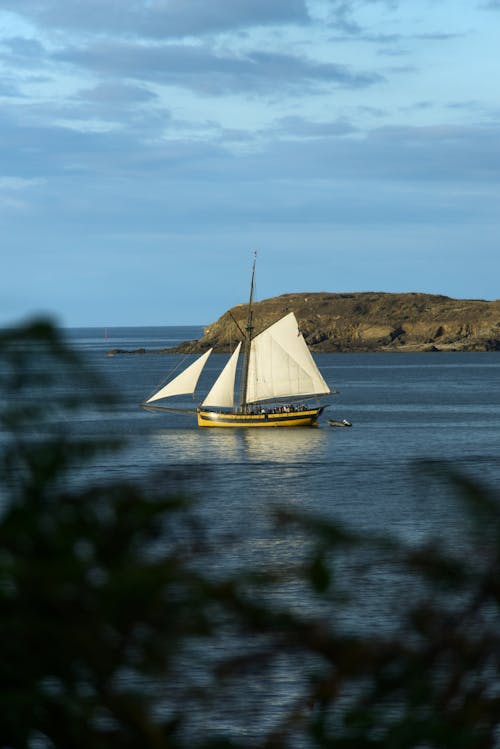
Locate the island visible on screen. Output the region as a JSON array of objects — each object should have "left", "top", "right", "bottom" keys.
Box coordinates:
[{"left": 108, "top": 292, "right": 500, "bottom": 355}]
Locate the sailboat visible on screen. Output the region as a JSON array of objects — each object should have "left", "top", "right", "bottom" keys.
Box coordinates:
[{"left": 142, "top": 256, "right": 332, "bottom": 427}]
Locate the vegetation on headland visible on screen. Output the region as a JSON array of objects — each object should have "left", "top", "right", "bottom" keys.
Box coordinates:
[
  {"left": 2, "top": 319, "right": 500, "bottom": 748},
  {"left": 108, "top": 292, "right": 500, "bottom": 355},
  {"left": 176, "top": 292, "right": 500, "bottom": 354}
]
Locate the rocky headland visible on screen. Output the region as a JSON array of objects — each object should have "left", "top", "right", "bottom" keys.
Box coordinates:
[{"left": 109, "top": 292, "right": 500, "bottom": 355}]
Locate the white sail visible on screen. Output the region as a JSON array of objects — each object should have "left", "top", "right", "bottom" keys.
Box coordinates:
[
  {"left": 246, "top": 312, "right": 331, "bottom": 403},
  {"left": 145, "top": 349, "right": 212, "bottom": 403},
  {"left": 202, "top": 342, "right": 241, "bottom": 408}
]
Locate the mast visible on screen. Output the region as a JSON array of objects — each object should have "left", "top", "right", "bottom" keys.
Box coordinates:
[{"left": 239, "top": 251, "right": 257, "bottom": 410}]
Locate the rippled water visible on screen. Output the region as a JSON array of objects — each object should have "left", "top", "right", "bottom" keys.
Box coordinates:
[
  {"left": 42, "top": 327, "right": 500, "bottom": 741},
  {"left": 65, "top": 326, "right": 500, "bottom": 531}
]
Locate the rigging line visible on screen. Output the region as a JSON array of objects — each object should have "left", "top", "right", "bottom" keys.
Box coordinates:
[
  {"left": 228, "top": 311, "right": 245, "bottom": 340},
  {"left": 145, "top": 351, "right": 200, "bottom": 402},
  {"left": 140, "top": 404, "right": 198, "bottom": 414}
]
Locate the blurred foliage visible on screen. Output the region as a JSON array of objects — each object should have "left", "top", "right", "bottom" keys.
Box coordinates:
[{"left": 1, "top": 320, "right": 499, "bottom": 748}]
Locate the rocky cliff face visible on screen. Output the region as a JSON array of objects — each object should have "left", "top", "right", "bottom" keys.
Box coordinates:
[{"left": 174, "top": 292, "right": 500, "bottom": 353}]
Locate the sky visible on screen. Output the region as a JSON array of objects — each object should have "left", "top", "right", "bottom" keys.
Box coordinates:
[{"left": 1, "top": 0, "right": 499, "bottom": 327}]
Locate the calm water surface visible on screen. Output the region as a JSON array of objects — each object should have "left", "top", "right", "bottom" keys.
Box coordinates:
[
  {"left": 57, "top": 327, "right": 500, "bottom": 741},
  {"left": 65, "top": 326, "right": 500, "bottom": 621},
  {"left": 65, "top": 325, "right": 500, "bottom": 534}
]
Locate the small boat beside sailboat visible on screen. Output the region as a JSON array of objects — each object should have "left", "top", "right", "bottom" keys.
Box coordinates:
[
  {"left": 328, "top": 418, "right": 352, "bottom": 428},
  {"left": 142, "top": 256, "right": 334, "bottom": 428}
]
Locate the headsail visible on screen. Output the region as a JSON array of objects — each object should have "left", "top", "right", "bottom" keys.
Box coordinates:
[
  {"left": 145, "top": 349, "right": 212, "bottom": 403},
  {"left": 202, "top": 342, "right": 241, "bottom": 408},
  {"left": 246, "top": 312, "right": 330, "bottom": 403}
]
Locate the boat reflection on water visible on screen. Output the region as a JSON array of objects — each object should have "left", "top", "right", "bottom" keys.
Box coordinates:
[
  {"left": 149, "top": 425, "right": 328, "bottom": 465},
  {"left": 241, "top": 428, "right": 328, "bottom": 463},
  {"left": 149, "top": 428, "right": 241, "bottom": 465}
]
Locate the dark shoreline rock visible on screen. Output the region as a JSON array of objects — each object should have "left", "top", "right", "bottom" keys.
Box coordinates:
[{"left": 107, "top": 347, "right": 170, "bottom": 356}]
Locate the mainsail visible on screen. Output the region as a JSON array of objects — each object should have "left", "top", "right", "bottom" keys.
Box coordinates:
[
  {"left": 245, "top": 312, "right": 331, "bottom": 404},
  {"left": 145, "top": 348, "right": 212, "bottom": 404},
  {"left": 202, "top": 342, "right": 241, "bottom": 408},
  {"left": 144, "top": 313, "right": 330, "bottom": 411}
]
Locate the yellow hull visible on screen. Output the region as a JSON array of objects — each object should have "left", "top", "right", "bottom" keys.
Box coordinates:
[{"left": 197, "top": 407, "right": 323, "bottom": 428}]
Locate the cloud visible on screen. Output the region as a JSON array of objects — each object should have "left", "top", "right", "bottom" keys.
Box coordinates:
[
  {"left": 322, "top": 0, "right": 402, "bottom": 35},
  {"left": 1, "top": 35, "right": 45, "bottom": 59},
  {"left": 0, "top": 176, "right": 43, "bottom": 190},
  {"left": 264, "top": 123, "right": 500, "bottom": 185},
  {"left": 326, "top": 4, "right": 362, "bottom": 35},
  {"left": 1, "top": 0, "right": 311, "bottom": 38},
  {"left": 170, "top": 120, "right": 500, "bottom": 191},
  {"left": 54, "top": 41, "right": 382, "bottom": 95},
  {"left": 66, "top": 82, "right": 169, "bottom": 135},
  {"left": 0, "top": 107, "right": 229, "bottom": 186},
  {"left": 0, "top": 79, "right": 24, "bottom": 97},
  {"left": 273, "top": 115, "right": 357, "bottom": 138},
  {"left": 0, "top": 176, "right": 45, "bottom": 217},
  {"left": 0, "top": 35, "right": 48, "bottom": 73},
  {"left": 3, "top": 97, "right": 500, "bottom": 197},
  {"left": 75, "top": 81, "right": 158, "bottom": 107}
]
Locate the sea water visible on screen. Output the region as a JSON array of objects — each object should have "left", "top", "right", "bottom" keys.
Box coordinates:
[
  {"left": 8, "top": 325, "right": 500, "bottom": 743},
  {"left": 61, "top": 325, "right": 500, "bottom": 578},
  {"left": 64, "top": 326, "right": 500, "bottom": 531}
]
